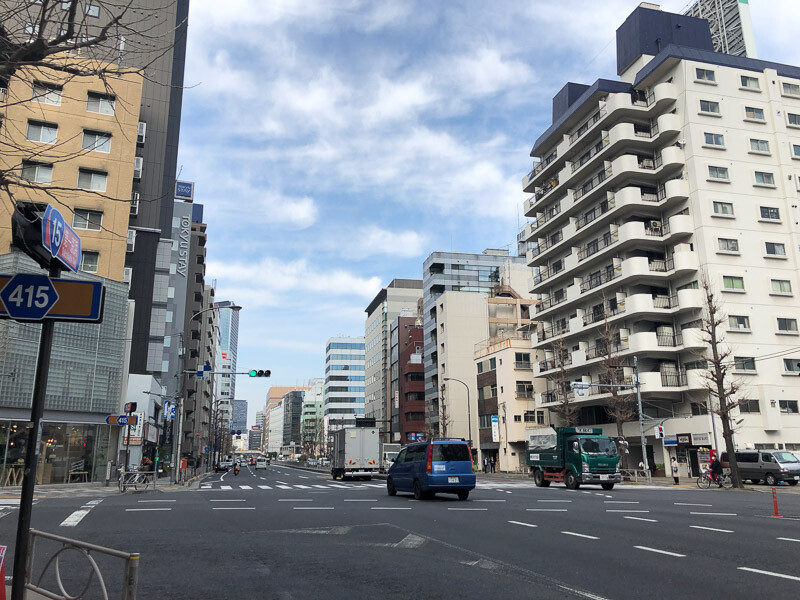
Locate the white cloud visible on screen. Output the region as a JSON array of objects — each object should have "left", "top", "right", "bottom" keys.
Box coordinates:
[
  {"left": 322, "top": 225, "right": 429, "bottom": 259},
  {"left": 451, "top": 48, "right": 536, "bottom": 96}
]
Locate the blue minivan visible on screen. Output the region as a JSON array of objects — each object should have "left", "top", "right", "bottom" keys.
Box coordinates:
[{"left": 386, "top": 440, "right": 476, "bottom": 500}]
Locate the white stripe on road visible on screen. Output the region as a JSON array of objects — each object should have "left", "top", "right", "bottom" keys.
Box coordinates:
[
  {"left": 210, "top": 499, "right": 246, "bottom": 502},
  {"left": 312, "top": 485, "right": 329, "bottom": 489},
  {"left": 344, "top": 499, "right": 377, "bottom": 502},
  {"left": 675, "top": 503, "right": 711, "bottom": 507},
  {"left": 278, "top": 499, "right": 313, "bottom": 502},
  {"left": 689, "top": 512, "right": 736, "bottom": 516},
  {"left": 624, "top": 516, "right": 658, "bottom": 523},
  {"left": 606, "top": 510, "right": 650, "bottom": 513},
  {"left": 508, "top": 521, "right": 538, "bottom": 528},
  {"left": 294, "top": 485, "right": 311, "bottom": 489},
  {"left": 448, "top": 508, "right": 487, "bottom": 511},
  {"left": 258, "top": 485, "right": 272, "bottom": 490},
  {"left": 239, "top": 485, "right": 252, "bottom": 490},
  {"left": 60, "top": 509, "right": 90, "bottom": 527},
  {"left": 276, "top": 485, "right": 292, "bottom": 489},
  {"left": 275, "top": 481, "right": 288, "bottom": 484},
  {"left": 125, "top": 508, "right": 172, "bottom": 512},
  {"left": 138, "top": 499, "right": 175, "bottom": 503},
  {"left": 562, "top": 531, "right": 598, "bottom": 540},
  {"left": 634, "top": 546, "right": 685, "bottom": 557},
  {"left": 220, "top": 485, "right": 232, "bottom": 490},
  {"left": 690, "top": 525, "right": 733, "bottom": 533},
  {"left": 371, "top": 507, "right": 411, "bottom": 510},
  {"left": 527, "top": 508, "right": 568, "bottom": 512},
  {"left": 604, "top": 501, "right": 639, "bottom": 504},
  {"left": 537, "top": 499, "right": 572, "bottom": 503},
  {"left": 737, "top": 567, "right": 800, "bottom": 582},
  {"left": 557, "top": 585, "right": 611, "bottom": 600},
  {"left": 776, "top": 537, "right": 800, "bottom": 543},
  {"left": 213, "top": 507, "right": 255, "bottom": 510},
  {"left": 328, "top": 484, "right": 348, "bottom": 488},
  {"left": 475, "top": 499, "right": 506, "bottom": 502},
  {"left": 293, "top": 507, "right": 334, "bottom": 510},
  {"left": 298, "top": 476, "right": 309, "bottom": 479}
]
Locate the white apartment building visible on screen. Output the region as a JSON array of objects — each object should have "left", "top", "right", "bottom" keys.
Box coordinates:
[
  {"left": 323, "top": 337, "right": 365, "bottom": 434},
  {"left": 524, "top": 4, "right": 800, "bottom": 475}
]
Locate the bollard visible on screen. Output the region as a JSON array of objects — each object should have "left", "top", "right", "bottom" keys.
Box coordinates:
[{"left": 772, "top": 486, "right": 782, "bottom": 518}]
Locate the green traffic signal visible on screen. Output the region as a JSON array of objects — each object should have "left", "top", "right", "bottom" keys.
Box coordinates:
[{"left": 249, "top": 369, "right": 271, "bottom": 377}]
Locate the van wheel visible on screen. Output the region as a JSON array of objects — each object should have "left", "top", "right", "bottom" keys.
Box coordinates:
[
  {"left": 565, "top": 471, "right": 580, "bottom": 490},
  {"left": 387, "top": 478, "right": 397, "bottom": 496},
  {"left": 457, "top": 491, "right": 469, "bottom": 500},
  {"left": 765, "top": 473, "right": 777, "bottom": 486},
  {"left": 413, "top": 480, "right": 424, "bottom": 500},
  {"left": 601, "top": 483, "right": 615, "bottom": 490},
  {"left": 533, "top": 469, "right": 550, "bottom": 487}
]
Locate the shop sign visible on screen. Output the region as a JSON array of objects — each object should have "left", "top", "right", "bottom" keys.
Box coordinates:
[
  {"left": 663, "top": 434, "right": 678, "bottom": 447},
  {"left": 676, "top": 433, "right": 692, "bottom": 446},
  {"left": 123, "top": 411, "right": 145, "bottom": 445},
  {"left": 691, "top": 433, "right": 711, "bottom": 446},
  {"left": 144, "top": 423, "right": 159, "bottom": 444}
]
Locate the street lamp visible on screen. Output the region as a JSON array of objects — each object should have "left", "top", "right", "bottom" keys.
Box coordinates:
[{"left": 443, "top": 377, "right": 472, "bottom": 446}]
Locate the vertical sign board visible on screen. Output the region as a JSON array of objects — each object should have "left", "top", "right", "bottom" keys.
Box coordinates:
[
  {"left": 41, "top": 205, "right": 81, "bottom": 272},
  {"left": 491, "top": 415, "right": 500, "bottom": 443},
  {"left": 124, "top": 411, "right": 145, "bottom": 445}
]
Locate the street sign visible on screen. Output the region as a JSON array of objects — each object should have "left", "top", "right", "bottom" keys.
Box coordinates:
[
  {"left": 164, "top": 402, "right": 176, "bottom": 421},
  {"left": 124, "top": 402, "right": 137, "bottom": 413},
  {"left": 41, "top": 205, "right": 81, "bottom": 272},
  {"left": 0, "top": 274, "right": 59, "bottom": 320},
  {"left": 0, "top": 275, "right": 104, "bottom": 322},
  {"left": 491, "top": 415, "right": 500, "bottom": 443},
  {"left": 106, "top": 415, "right": 139, "bottom": 426}
]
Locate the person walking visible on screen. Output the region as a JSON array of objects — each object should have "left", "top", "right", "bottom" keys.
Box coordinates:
[
  {"left": 490, "top": 456, "right": 496, "bottom": 473},
  {"left": 671, "top": 457, "right": 680, "bottom": 485},
  {"left": 483, "top": 457, "right": 488, "bottom": 474}
]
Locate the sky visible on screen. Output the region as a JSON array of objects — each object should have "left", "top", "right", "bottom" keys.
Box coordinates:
[{"left": 176, "top": 0, "right": 800, "bottom": 428}]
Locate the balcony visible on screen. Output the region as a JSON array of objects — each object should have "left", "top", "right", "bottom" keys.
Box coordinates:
[
  {"left": 638, "top": 368, "right": 705, "bottom": 394},
  {"left": 523, "top": 150, "right": 560, "bottom": 191},
  {"left": 514, "top": 361, "right": 533, "bottom": 370},
  {"left": 582, "top": 302, "right": 625, "bottom": 326},
  {"left": 529, "top": 230, "right": 563, "bottom": 258},
  {"left": 575, "top": 198, "right": 613, "bottom": 230},
  {"left": 529, "top": 203, "right": 562, "bottom": 232},
  {"left": 533, "top": 177, "right": 560, "bottom": 204},
  {"left": 535, "top": 292, "right": 567, "bottom": 314},
  {"left": 585, "top": 339, "right": 629, "bottom": 360},
  {"left": 577, "top": 232, "right": 618, "bottom": 261},
  {"left": 537, "top": 321, "right": 570, "bottom": 342},
  {"left": 628, "top": 328, "right": 704, "bottom": 354},
  {"left": 573, "top": 166, "right": 612, "bottom": 202},
  {"left": 604, "top": 82, "right": 677, "bottom": 117},
  {"left": 580, "top": 265, "right": 621, "bottom": 293},
  {"left": 569, "top": 108, "right": 607, "bottom": 146},
  {"left": 533, "top": 261, "right": 565, "bottom": 285},
  {"left": 538, "top": 356, "right": 572, "bottom": 373}
]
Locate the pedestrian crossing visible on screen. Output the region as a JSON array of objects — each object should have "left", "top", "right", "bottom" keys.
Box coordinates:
[{"left": 199, "top": 482, "right": 386, "bottom": 492}]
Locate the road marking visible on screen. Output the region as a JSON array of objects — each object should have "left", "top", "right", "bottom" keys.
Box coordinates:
[
  {"left": 557, "top": 585, "right": 611, "bottom": 600},
  {"left": 690, "top": 525, "right": 733, "bottom": 533},
  {"left": 562, "top": 531, "right": 598, "bottom": 540},
  {"left": 581, "top": 491, "right": 592, "bottom": 494},
  {"left": 526, "top": 508, "right": 567, "bottom": 512},
  {"left": 60, "top": 509, "right": 90, "bottom": 527},
  {"left": 125, "top": 508, "right": 172, "bottom": 512},
  {"left": 328, "top": 484, "right": 348, "bottom": 488},
  {"left": 213, "top": 507, "right": 255, "bottom": 510},
  {"left": 239, "top": 485, "right": 252, "bottom": 490},
  {"left": 371, "top": 507, "right": 411, "bottom": 510},
  {"left": 777, "top": 537, "right": 800, "bottom": 543},
  {"left": 293, "top": 507, "right": 334, "bottom": 510},
  {"left": 220, "top": 485, "right": 232, "bottom": 490},
  {"left": 689, "top": 512, "right": 737, "bottom": 516},
  {"left": 475, "top": 499, "right": 506, "bottom": 502},
  {"left": 537, "top": 499, "right": 572, "bottom": 503},
  {"left": 448, "top": 508, "right": 488, "bottom": 511},
  {"left": 298, "top": 476, "right": 309, "bottom": 479},
  {"left": 137, "top": 500, "right": 175, "bottom": 503},
  {"left": 294, "top": 485, "right": 311, "bottom": 489},
  {"left": 278, "top": 499, "right": 313, "bottom": 502},
  {"left": 606, "top": 510, "right": 650, "bottom": 513},
  {"left": 343, "top": 499, "right": 377, "bottom": 502},
  {"left": 508, "top": 520, "right": 538, "bottom": 528},
  {"left": 604, "top": 501, "right": 639, "bottom": 504},
  {"left": 210, "top": 499, "right": 246, "bottom": 502},
  {"left": 312, "top": 485, "right": 329, "bottom": 489},
  {"left": 737, "top": 567, "right": 800, "bottom": 582},
  {"left": 276, "top": 481, "right": 288, "bottom": 484},
  {"left": 624, "top": 516, "right": 658, "bottom": 523},
  {"left": 634, "top": 546, "right": 685, "bottom": 557},
  {"left": 674, "top": 502, "right": 711, "bottom": 507},
  {"left": 258, "top": 485, "right": 272, "bottom": 490},
  {"left": 276, "top": 485, "right": 292, "bottom": 489},
  {"left": 395, "top": 534, "right": 425, "bottom": 548}
]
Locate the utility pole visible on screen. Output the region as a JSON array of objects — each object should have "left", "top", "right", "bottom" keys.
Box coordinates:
[{"left": 633, "top": 356, "right": 649, "bottom": 473}]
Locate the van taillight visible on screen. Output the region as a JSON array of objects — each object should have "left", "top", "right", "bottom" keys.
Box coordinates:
[
  {"left": 426, "top": 444, "right": 433, "bottom": 473},
  {"left": 466, "top": 444, "right": 474, "bottom": 472}
]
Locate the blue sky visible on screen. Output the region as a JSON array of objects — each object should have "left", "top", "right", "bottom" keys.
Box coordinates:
[{"left": 176, "top": 0, "right": 799, "bottom": 426}]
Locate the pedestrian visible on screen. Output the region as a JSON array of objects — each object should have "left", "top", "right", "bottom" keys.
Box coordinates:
[
  {"left": 490, "top": 456, "right": 496, "bottom": 473},
  {"left": 483, "top": 457, "right": 488, "bottom": 473},
  {"left": 671, "top": 457, "right": 679, "bottom": 485}
]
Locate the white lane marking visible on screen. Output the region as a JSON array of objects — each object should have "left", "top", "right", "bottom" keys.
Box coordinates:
[
  {"left": 60, "top": 509, "right": 91, "bottom": 527},
  {"left": 581, "top": 491, "right": 592, "bottom": 494},
  {"left": 138, "top": 500, "right": 175, "bottom": 503},
  {"left": 328, "top": 484, "right": 348, "bottom": 489},
  {"left": 371, "top": 507, "right": 411, "bottom": 510},
  {"left": 604, "top": 501, "right": 639, "bottom": 504},
  {"left": 508, "top": 520, "right": 538, "bottom": 528},
  {"left": 293, "top": 507, "right": 334, "bottom": 510},
  {"left": 220, "top": 485, "right": 232, "bottom": 490},
  {"left": 276, "top": 485, "right": 292, "bottom": 490},
  {"left": 278, "top": 499, "right": 313, "bottom": 502},
  {"left": 239, "top": 485, "right": 252, "bottom": 490},
  {"left": 689, "top": 512, "right": 737, "bottom": 516},
  {"left": 275, "top": 481, "right": 288, "bottom": 484},
  {"left": 294, "top": 485, "right": 311, "bottom": 489},
  {"left": 737, "top": 567, "right": 800, "bottom": 582},
  {"left": 213, "top": 507, "right": 255, "bottom": 510},
  {"left": 312, "top": 485, "right": 329, "bottom": 489},
  {"left": 634, "top": 546, "right": 685, "bottom": 557},
  {"left": 527, "top": 508, "right": 567, "bottom": 512},
  {"left": 690, "top": 525, "right": 733, "bottom": 533},
  {"left": 475, "top": 499, "right": 506, "bottom": 502},
  {"left": 125, "top": 508, "right": 171, "bottom": 512},
  {"left": 624, "top": 516, "right": 658, "bottom": 523},
  {"left": 298, "top": 476, "right": 309, "bottom": 479},
  {"left": 343, "top": 499, "right": 377, "bottom": 502},
  {"left": 210, "top": 499, "right": 246, "bottom": 502},
  {"left": 258, "top": 485, "right": 272, "bottom": 490},
  {"left": 448, "top": 508, "right": 488, "bottom": 511},
  {"left": 675, "top": 502, "right": 711, "bottom": 507},
  {"left": 606, "top": 510, "right": 651, "bottom": 513},
  {"left": 537, "top": 499, "right": 572, "bottom": 503},
  {"left": 562, "top": 531, "right": 599, "bottom": 540},
  {"left": 557, "top": 585, "right": 611, "bottom": 600},
  {"left": 777, "top": 537, "right": 800, "bottom": 543},
  {"left": 366, "top": 484, "right": 384, "bottom": 488}
]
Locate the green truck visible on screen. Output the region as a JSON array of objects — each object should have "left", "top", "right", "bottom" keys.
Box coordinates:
[{"left": 526, "top": 426, "right": 622, "bottom": 490}]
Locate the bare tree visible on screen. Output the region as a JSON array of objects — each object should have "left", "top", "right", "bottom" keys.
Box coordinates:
[
  {"left": 698, "top": 273, "right": 744, "bottom": 488},
  {"left": 438, "top": 383, "right": 453, "bottom": 438},
  {"left": 544, "top": 332, "right": 577, "bottom": 426}
]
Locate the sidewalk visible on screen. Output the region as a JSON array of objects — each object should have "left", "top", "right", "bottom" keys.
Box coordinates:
[{"left": 0, "top": 472, "right": 212, "bottom": 498}]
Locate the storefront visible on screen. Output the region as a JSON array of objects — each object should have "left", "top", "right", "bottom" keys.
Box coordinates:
[
  {"left": 0, "top": 420, "right": 113, "bottom": 486},
  {"left": 666, "top": 432, "right": 713, "bottom": 478}
]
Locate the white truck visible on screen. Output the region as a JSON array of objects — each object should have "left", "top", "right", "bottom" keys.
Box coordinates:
[
  {"left": 331, "top": 426, "right": 380, "bottom": 480},
  {"left": 381, "top": 443, "right": 401, "bottom": 473}
]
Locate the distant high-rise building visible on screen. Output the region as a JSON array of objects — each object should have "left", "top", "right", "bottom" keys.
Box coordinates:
[
  {"left": 282, "top": 391, "right": 305, "bottom": 447},
  {"left": 231, "top": 399, "right": 248, "bottom": 432},
  {"left": 684, "top": 0, "right": 757, "bottom": 57},
  {"left": 263, "top": 385, "right": 310, "bottom": 450},
  {"left": 216, "top": 300, "right": 240, "bottom": 399},
  {"left": 323, "top": 337, "right": 365, "bottom": 433}
]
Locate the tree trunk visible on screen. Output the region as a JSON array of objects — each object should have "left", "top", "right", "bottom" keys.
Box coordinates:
[
  {"left": 719, "top": 411, "right": 742, "bottom": 488},
  {"left": 615, "top": 418, "right": 627, "bottom": 469}
]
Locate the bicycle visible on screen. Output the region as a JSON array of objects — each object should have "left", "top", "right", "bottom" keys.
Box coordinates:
[
  {"left": 118, "top": 470, "right": 154, "bottom": 492},
  {"left": 696, "top": 471, "right": 732, "bottom": 489}
]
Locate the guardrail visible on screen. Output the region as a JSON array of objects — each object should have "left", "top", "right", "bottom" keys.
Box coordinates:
[
  {"left": 619, "top": 468, "right": 651, "bottom": 483},
  {"left": 24, "top": 529, "right": 139, "bottom": 599}
]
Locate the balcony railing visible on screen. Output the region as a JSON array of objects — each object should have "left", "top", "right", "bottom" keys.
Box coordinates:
[
  {"left": 651, "top": 294, "right": 677, "bottom": 309},
  {"left": 656, "top": 333, "right": 683, "bottom": 347},
  {"left": 571, "top": 135, "right": 610, "bottom": 173},
  {"left": 582, "top": 303, "right": 625, "bottom": 326},
  {"left": 536, "top": 293, "right": 567, "bottom": 313},
  {"left": 644, "top": 221, "right": 670, "bottom": 237},
  {"left": 569, "top": 109, "right": 606, "bottom": 144},
  {"left": 660, "top": 370, "right": 687, "bottom": 387},
  {"left": 578, "top": 233, "right": 617, "bottom": 261},
  {"left": 631, "top": 89, "right": 655, "bottom": 107},
  {"left": 514, "top": 361, "right": 533, "bottom": 370},
  {"left": 541, "top": 389, "right": 575, "bottom": 404},
  {"left": 530, "top": 231, "right": 563, "bottom": 257},
  {"left": 530, "top": 151, "right": 558, "bottom": 180},
  {"left": 648, "top": 257, "right": 675, "bottom": 272},
  {"left": 539, "top": 356, "right": 572, "bottom": 371},
  {"left": 515, "top": 389, "right": 535, "bottom": 398},
  {"left": 573, "top": 167, "right": 611, "bottom": 201},
  {"left": 535, "top": 177, "right": 559, "bottom": 202},
  {"left": 531, "top": 203, "right": 561, "bottom": 231},
  {"left": 534, "top": 261, "right": 564, "bottom": 285},
  {"left": 580, "top": 267, "right": 620, "bottom": 293},
  {"left": 633, "top": 122, "right": 659, "bottom": 138},
  {"left": 575, "top": 199, "right": 612, "bottom": 230},
  {"left": 585, "top": 340, "right": 629, "bottom": 360},
  {"left": 538, "top": 322, "right": 569, "bottom": 341}
]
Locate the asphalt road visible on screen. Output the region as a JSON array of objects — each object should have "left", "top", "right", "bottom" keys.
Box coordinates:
[{"left": 2, "top": 464, "right": 800, "bottom": 599}]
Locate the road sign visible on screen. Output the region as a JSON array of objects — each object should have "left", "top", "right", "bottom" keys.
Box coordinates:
[
  {"left": 491, "top": 415, "right": 500, "bottom": 443},
  {"left": 0, "top": 275, "right": 104, "bottom": 322},
  {"left": 106, "top": 415, "right": 139, "bottom": 426},
  {"left": 124, "top": 402, "right": 137, "bottom": 413},
  {"left": 164, "top": 402, "right": 176, "bottom": 421},
  {"left": 0, "top": 274, "right": 59, "bottom": 320},
  {"left": 41, "top": 205, "right": 81, "bottom": 272}
]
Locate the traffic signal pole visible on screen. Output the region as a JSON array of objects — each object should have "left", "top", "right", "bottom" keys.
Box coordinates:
[{"left": 11, "top": 265, "right": 60, "bottom": 600}]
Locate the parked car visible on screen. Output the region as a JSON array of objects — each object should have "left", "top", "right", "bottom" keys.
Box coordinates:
[
  {"left": 721, "top": 450, "right": 800, "bottom": 485},
  {"left": 386, "top": 440, "right": 476, "bottom": 500},
  {"left": 255, "top": 458, "right": 268, "bottom": 470},
  {"left": 307, "top": 458, "right": 319, "bottom": 467},
  {"left": 216, "top": 461, "right": 232, "bottom": 472}
]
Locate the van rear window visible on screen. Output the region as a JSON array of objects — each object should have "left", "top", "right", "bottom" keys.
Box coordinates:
[{"left": 433, "top": 444, "right": 470, "bottom": 462}]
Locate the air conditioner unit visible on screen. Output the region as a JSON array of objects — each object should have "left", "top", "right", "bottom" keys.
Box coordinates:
[
  {"left": 133, "top": 156, "right": 143, "bottom": 180},
  {"left": 137, "top": 121, "right": 146, "bottom": 145},
  {"left": 123, "top": 267, "right": 132, "bottom": 284},
  {"left": 649, "top": 220, "right": 662, "bottom": 231},
  {"left": 126, "top": 229, "right": 136, "bottom": 253},
  {"left": 130, "top": 191, "right": 139, "bottom": 216}
]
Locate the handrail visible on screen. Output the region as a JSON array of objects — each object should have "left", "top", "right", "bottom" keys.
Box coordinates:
[
  {"left": 580, "top": 267, "right": 620, "bottom": 293},
  {"left": 578, "top": 233, "right": 617, "bottom": 261},
  {"left": 573, "top": 166, "right": 611, "bottom": 201},
  {"left": 569, "top": 108, "right": 607, "bottom": 144},
  {"left": 571, "top": 134, "right": 609, "bottom": 173},
  {"left": 582, "top": 304, "right": 625, "bottom": 326},
  {"left": 535, "top": 293, "right": 567, "bottom": 313},
  {"left": 531, "top": 204, "right": 561, "bottom": 231},
  {"left": 575, "top": 199, "right": 612, "bottom": 230}
]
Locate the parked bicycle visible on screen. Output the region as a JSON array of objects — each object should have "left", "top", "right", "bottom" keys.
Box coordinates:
[
  {"left": 696, "top": 470, "right": 732, "bottom": 489},
  {"left": 118, "top": 469, "right": 155, "bottom": 492}
]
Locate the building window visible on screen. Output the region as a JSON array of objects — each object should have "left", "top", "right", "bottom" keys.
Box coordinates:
[
  {"left": 793, "top": 144, "right": 800, "bottom": 158},
  {"left": 734, "top": 357, "right": 756, "bottom": 372},
  {"left": 82, "top": 130, "right": 111, "bottom": 153},
  {"left": 23, "top": 22, "right": 39, "bottom": 36},
  {"left": 691, "top": 402, "right": 709, "bottom": 416},
  {"left": 722, "top": 275, "right": 744, "bottom": 291},
  {"left": 739, "top": 399, "right": 760, "bottom": 414},
  {"left": 780, "top": 400, "right": 799, "bottom": 414},
  {"left": 745, "top": 106, "right": 765, "bottom": 121},
  {"left": 778, "top": 318, "right": 798, "bottom": 334},
  {"left": 728, "top": 315, "right": 750, "bottom": 331},
  {"left": 72, "top": 208, "right": 102, "bottom": 230},
  {"left": 717, "top": 238, "right": 739, "bottom": 253},
  {"left": 695, "top": 68, "right": 715, "bottom": 83},
  {"left": 782, "top": 358, "right": 800, "bottom": 372},
  {"left": 789, "top": 113, "right": 800, "bottom": 127},
  {"left": 77, "top": 169, "right": 107, "bottom": 192},
  {"left": 677, "top": 280, "right": 699, "bottom": 291},
  {"left": 79, "top": 251, "right": 99, "bottom": 273},
  {"left": 21, "top": 161, "right": 53, "bottom": 183},
  {"left": 126, "top": 229, "right": 136, "bottom": 253},
  {"left": 26, "top": 121, "right": 58, "bottom": 144},
  {"left": 754, "top": 171, "right": 775, "bottom": 186},
  {"left": 704, "top": 132, "right": 724, "bottom": 147},
  {"left": 740, "top": 75, "right": 760, "bottom": 90},
  {"left": 760, "top": 206, "right": 780, "bottom": 220},
  {"left": 771, "top": 279, "right": 792, "bottom": 295},
  {"left": 749, "top": 139, "right": 770, "bottom": 153},
  {"left": 765, "top": 242, "right": 786, "bottom": 257},
  {"left": 85, "top": 3, "right": 100, "bottom": 17},
  {"left": 699, "top": 100, "right": 720, "bottom": 114},
  {"left": 782, "top": 82, "right": 800, "bottom": 97},
  {"left": 513, "top": 415, "right": 521, "bottom": 423},
  {"left": 31, "top": 81, "right": 62, "bottom": 105},
  {"left": 708, "top": 166, "right": 729, "bottom": 181},
  {"left": 712, "top": 201, "right": 734, "bottom": 216},
  {"left": 86, "top": 92, "right": 115, "bottom": 115}
]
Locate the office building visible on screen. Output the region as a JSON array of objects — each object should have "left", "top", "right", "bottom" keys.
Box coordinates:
[
  {"left": 263, "top": 385, "right": 310, "bottom": 450},
  {"left": 523, "top": 4, "right": 800, "bottom": 473},
  {"left": 267, "top": 402, "right": 284, "bottom": 455},
  {"left": 423, "top": 250, "right": 530, "bottom": 436},
  {"left": 216, "top": 300, "right": 240, "bottom": 399},
  {"left": 323, "top": 337, "right": 365, "bottom": 433},
  {"left": 282, "top": 391, "right": 305, "bottom": 448},
  {"left": 300, "top": 379, "right": 325, "bottom": 455},
  {"left": 248, "top": 427, "right": 262, "bottom": 451}
]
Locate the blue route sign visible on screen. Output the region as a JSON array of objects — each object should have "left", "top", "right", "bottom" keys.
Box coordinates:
[
  {"left": 106, "top": 415, "right": 138, "bottom": 426},
  {"left": 0, "top": 274, "right": 59, "bottom": 320},
  {"left": 41, "top": 205, "right": 81, "bottom": 272}
]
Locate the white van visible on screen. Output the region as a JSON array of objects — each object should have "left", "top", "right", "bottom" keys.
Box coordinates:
[{"left": 255, "top": 457, "right": 268, "bottom": 470}]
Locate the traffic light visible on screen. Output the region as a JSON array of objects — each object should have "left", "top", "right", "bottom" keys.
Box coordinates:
[
  {"left": 11, "top": 203, "right": 54, "bottom": 270},
  {"left": 249, "top": 369, "right": 271, "bottom": 377},
  {"left": 655, "top": 426, "right": 665, "bottom": 439}
]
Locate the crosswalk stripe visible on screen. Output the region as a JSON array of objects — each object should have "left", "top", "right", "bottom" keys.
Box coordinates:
[
  {"left": 328, "top": 484, "right": 348, "bottom": 488},
  {"left": 240, "top": 485, "right": 252, "bottom": 490},
  {"left": 276, "top": 485, "right": 292, "bottom": 489},
  {"left": 294, "top": 485, "right": 311, "bottom": 489},
  {"left": 312, "top": 485, "right": 329, "bottom": 489},
  {"left": 258, "top": 485, "right": 272, "bottom": 490},
  {"left": 220, "top": 485, "right": 232, "bottom": 490}
]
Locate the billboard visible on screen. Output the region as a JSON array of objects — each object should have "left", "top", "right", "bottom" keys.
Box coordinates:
[
  {"left": 684, "top": 0, "right": 757, "bottom": 58},
  {"left": 175, "top": 180, "right": 194, "bottom": 201}
]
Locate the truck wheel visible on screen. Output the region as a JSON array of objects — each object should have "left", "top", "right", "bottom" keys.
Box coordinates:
[
  {"left": 413, "top": 480, "right": 424, "bottom": 500},
  {"left": 601, "top": 483, "right": 615, "bottom": 490},
  {"left": 565, "top": 471, "right": 580, "bottom": 490},
  {"left": 331, "top": 469, "right": 337, "bottom": 480},
  {"left": 387, "top": 478, "right": 397, "bottom": 496},
  {"left": 533, "top": 469, "right": 550, "bottom": 487}
]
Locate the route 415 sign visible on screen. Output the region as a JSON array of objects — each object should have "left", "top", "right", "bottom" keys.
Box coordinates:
[{"left": 0, "top": 273, "right": 59, "bottom": 320}]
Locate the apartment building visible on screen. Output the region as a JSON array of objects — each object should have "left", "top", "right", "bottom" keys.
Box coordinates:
[
  {"left": 364, "top": 279, "right": 422, "bottom": 435},
  {"left": 323, "top": 337, "right": 365, "bottom": 433},
  {"left": 523, "top": 4, "right": 800, "bottom": 473},
  {"left": 390, "top": 313, "right": 425, "bottom": 443},
  {"left": 423, "top": 250, "right": 530, "bottom": 436}
]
